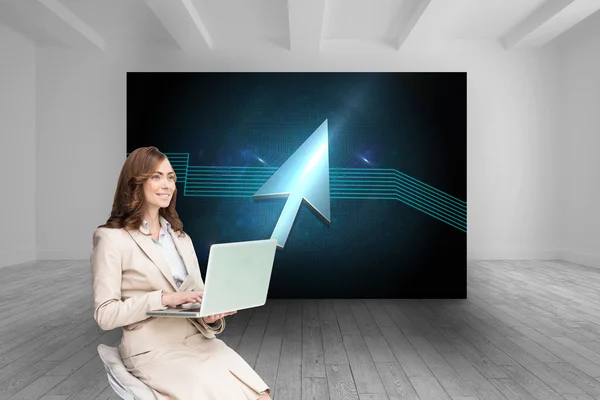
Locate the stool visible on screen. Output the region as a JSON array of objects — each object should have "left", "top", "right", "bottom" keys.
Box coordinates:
[{"left": 97, "top": 344, "right": 156, "bottom": 400}]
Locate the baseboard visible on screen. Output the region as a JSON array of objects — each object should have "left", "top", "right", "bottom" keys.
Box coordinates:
[
  {"left": 0, "top": 249, "right": 37, "bottom": 268},
  {"left": 36, "top": 250, "right": 89, "bottom": 260},
  {"left": 558, "top": 251, "right": 600, "bottom": 269},
  {"left": 467, "top": 250, "right": 560, "bottom": 260}
]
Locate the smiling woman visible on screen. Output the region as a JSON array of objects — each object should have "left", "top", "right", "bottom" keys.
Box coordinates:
[
  {"left": 101, "top": 147, "right": 184, "bottom": 235},
  {"left": 142, "top": 159, "right": 177, "bottom": 238},
  {"left": 91, "top": 146, "right": 272, "bottom": 399}
]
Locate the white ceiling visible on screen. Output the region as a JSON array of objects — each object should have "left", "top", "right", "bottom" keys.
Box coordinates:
[
  {"left": 323, "top": 0, "right": 411, "bottom": 41},
  {"left": 195, "top": 0, "right": 289, "bottom": 40},
  {"left": 416, "top": 0, "right": 549, "bottom": 39},
  {"left": 59, "top": 0, "right": 174, "bottom": 43},
  {"left": 0, "top": 0, "right": 598, "bottom": 52}
]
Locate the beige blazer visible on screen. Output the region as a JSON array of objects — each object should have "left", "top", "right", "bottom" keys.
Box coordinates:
[{"left": 90, "top": 224, "right": 226, "bottom": 359}]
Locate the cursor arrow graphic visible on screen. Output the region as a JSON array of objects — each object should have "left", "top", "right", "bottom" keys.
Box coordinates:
[{"left": 253, "top": 119, "right": 331, "bottom": 249}]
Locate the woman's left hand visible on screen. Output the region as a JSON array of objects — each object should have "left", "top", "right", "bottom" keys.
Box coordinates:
[{"left": 202, "top": 310, "right": 237, "bottom": 324}]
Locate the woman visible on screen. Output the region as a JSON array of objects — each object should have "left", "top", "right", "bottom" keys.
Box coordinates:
[{"left": 90, "top": 146, "right": 272, "bottom": 400}]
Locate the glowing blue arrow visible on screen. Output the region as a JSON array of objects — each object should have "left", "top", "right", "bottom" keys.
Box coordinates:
[{"left": 253, "top": 119, "right": 331, "bottom": 249}]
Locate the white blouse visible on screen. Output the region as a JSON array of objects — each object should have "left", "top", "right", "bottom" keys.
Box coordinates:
[{"left": 142, "top": 216, "right": 189, "bottom": 287}]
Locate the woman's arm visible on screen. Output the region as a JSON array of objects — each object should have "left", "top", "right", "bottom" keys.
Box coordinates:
[
  {"left": 183, "top": 234, "right": 228, "bottom": 335},
  {"left": 90, "top": 228, "right": 163, "bottom": 330},
  {"left": 198, "top": 317, "right": 227, "bottom": 335}
]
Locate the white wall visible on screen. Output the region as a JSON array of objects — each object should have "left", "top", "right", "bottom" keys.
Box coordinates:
[
  {"left": 0, "top": 26, "right": 36, "bottom": 268},
  {"left": 555, "top": 11, "right": 600, "bottom": 268},
  {"left": 34, "top": 39, "right": 561, "bottom": 260}
]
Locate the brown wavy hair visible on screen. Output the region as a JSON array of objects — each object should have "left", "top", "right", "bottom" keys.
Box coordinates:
[{"left": 99, "top": 146, "right": 186, "bottom": 237}]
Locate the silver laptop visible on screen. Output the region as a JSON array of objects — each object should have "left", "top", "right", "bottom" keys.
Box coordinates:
[{"left": 147, "top": 238, "right": 277, "bottom": 318}]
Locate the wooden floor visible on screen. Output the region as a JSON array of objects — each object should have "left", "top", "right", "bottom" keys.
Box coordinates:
[{"left": 1, "top": 260, "right": 600, "bottom": 400}]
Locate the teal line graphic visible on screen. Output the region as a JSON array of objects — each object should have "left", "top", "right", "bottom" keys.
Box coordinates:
[
  {"left": 128, "top": 151, "right": 467, "bottom": 233},
  {"left": 152, "top": 166, "right": 466, "bottom": 235}
]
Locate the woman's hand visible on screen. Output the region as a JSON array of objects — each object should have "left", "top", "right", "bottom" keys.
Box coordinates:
[
  {"left": 202, "top": 310, "right": 237, "bottom": 324},
  {"left": 161, "top": 291, "right": 203, "bottom": 307}
]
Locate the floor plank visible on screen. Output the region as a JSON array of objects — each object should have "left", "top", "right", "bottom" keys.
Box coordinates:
[{"left": 2, "top": 259, "right": 600, "bottom": 399}]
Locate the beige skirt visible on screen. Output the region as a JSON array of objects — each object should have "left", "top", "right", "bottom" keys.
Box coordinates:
[{"left": 122, "top": 332, "right": 270, "bottom": 400}]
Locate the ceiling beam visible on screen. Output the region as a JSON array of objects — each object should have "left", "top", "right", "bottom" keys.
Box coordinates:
[
  {"left": 143, "top": 0, "right": 213, "bottom": 51},
  {"left": 2, "top": 0, "right": 106, "bottom": 50},
  {"left": 397, "top": 0, "right": 434, "bottom": 50},
  {"left": 502, "top": 0, "right": 600, "bottom": 49},
  {"left": 287, "top": 0, "right": 327, "bottom": 51}
]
